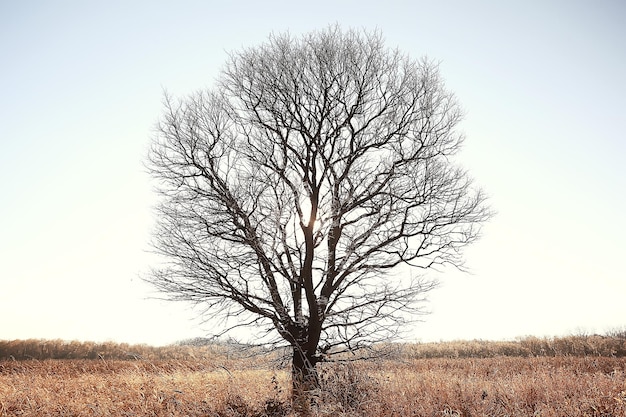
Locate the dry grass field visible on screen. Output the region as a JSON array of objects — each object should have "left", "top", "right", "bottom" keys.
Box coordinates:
[{"left": 1, "top": 336, "right": 625, "bottom": 416}]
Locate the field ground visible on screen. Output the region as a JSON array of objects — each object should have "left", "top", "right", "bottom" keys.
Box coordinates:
[
  {"left": 1, "top": 356, "right": 625, "bottom": 416},
  {"left": 1, "top": 336, "right": 626, "bottom": 416}
]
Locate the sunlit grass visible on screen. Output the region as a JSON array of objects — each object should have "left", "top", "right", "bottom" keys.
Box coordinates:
[
  {"left": 0, "top": 336, "right": 626, "bottom": 417},
  {"left": 1, "top": 334, "right": 626, "bottom": 416},
  {"left": 1, "top": 357, "right": 625, "bottom": 416}
]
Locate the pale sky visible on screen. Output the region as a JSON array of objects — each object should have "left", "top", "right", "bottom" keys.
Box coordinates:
[{"left": 1, "top": 1, "right": 624, "bottom": 346}]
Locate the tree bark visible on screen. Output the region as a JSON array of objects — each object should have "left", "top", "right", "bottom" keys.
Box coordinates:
[{"left": 291, "top": 345, "right": 320, "bottom": 414}]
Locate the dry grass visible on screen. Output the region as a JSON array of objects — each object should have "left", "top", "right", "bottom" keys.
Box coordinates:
[
  {"left": 0, "top": 359, "right": 290, "bottom": 416},
  {"left": 1, "top": 355, "right": 625, "bottom": 416},
  {"left": 355, "top": 357, "right": 626, "bottom": 417}
]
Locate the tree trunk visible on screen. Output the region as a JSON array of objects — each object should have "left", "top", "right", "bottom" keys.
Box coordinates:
[{"left": 291, "top": 346, "right": 319, "bottom": 415}]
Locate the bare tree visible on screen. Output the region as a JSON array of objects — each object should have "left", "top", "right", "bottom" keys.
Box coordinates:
[{"left": 147, "top": 26, "right": 491, "bottom": 404}]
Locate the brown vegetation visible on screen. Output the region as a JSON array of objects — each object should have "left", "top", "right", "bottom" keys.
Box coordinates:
[
  {"left": 399, "top": 333, "right": 626, "bottom": 359},
  {"left": 1, "top": 355, "right": 625, "bottom": 416},
  {"left": 1, "top": 335, "right": 626, "bottom": 416},
  {"left": 0, "top": 331, "right": 626, "bottom": 360},
  {"left": 2, "top": 333, "right": 625, "bottom": 361},
  {"left": 0, "top": 339, "right": 260, "bottom": 362}
]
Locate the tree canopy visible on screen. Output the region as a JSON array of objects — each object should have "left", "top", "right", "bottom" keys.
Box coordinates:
[{"left": 147, "top": 26, "right": 491, "bottom": 397}]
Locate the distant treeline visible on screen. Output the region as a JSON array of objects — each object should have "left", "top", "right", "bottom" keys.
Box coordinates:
[
  {"left": 0, "top": 339, "right": 244, "bottom": 361},
  {"left": 398, "top": 332, "right": 626, "bottom": 359},
  {"left": 1, "top": 331, "right": 625, "bottom": 361}
]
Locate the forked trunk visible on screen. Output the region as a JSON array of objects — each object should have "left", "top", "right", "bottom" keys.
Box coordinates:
[{"left": 291, "top": 346, "right": 319, "bottom": 415}]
